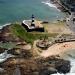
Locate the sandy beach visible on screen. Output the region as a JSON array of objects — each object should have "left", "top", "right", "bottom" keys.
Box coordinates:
[{"left": 40, "top": 42, "right": 75, "bottom": 57}]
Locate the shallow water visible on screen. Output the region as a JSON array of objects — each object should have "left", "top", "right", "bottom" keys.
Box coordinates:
[{"left": 0, "top": 0, "right": 64, "bottom": 25}]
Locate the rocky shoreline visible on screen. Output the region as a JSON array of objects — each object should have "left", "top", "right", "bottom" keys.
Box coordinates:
[
  {"left": 50, "top": 0, "right": 71, "bottom": 14},
  {"left": 0, "top": 24, "right": 71, "bottom": 75},
  {"left": 0, "top": 56, "right": 70, "bottom": 75}
]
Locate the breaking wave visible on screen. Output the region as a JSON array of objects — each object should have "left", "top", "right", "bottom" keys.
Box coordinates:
[
  {"left": 0, "top": 23, "right": 11, "bottom": 29},
  {"left": 42, "top": 0, "right": 60, "bottom": 11}
]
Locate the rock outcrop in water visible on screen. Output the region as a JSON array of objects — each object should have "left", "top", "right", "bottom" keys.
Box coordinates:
[{"left": 0, "top": 24, "right": 71, "bottom": 75}]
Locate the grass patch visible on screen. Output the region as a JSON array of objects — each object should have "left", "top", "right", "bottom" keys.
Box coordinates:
[
  {"left": 11, "top": 24, "right": 58, "bottom": 44},
  {"left": 0, "top": 42, "right": 16, "bottom": 49}
]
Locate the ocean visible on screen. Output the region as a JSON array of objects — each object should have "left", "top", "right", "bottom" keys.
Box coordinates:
[{"left": 0, "top": 0, "right": 64, "bottom": 25}]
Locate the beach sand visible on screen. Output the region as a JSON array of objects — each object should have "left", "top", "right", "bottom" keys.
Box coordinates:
[{"left": 40, "top": 42, "right": 75, "bottom": 58}]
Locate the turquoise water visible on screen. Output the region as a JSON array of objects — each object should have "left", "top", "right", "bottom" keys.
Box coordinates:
[{"left": 0, "top": 0, "right": 64, "bottom": 25}]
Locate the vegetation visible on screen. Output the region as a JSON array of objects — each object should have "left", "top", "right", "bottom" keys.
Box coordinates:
[
  {"left": 11, "top": 24, "right": 58, "bottom": 44},
  {"left": 0, "top": 42, "right": 16, "bottom": 49}
]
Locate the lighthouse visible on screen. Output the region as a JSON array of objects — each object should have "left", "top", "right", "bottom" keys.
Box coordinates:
[
  {"left": 22, "top": 14, "right": 44, "bottom": 32},
  {"left": 31, "top": 14, "right": 35, "bottom": 26}
]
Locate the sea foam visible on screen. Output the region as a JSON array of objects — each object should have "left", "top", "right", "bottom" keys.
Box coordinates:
[
  {"left": 42, "top": 1, "right": 57, "bottom": 8},
  {"left": 42, "top": 1, "right": 60, "bottom": 11},
  {"left": 51, "top": 73, "right": 75, "bottom": 75},
  {"left": 0, "top": 23, "right": 11, "bottom": 29}
]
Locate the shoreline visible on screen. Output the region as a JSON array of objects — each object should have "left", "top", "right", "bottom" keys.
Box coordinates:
[
  {"left": 41, "top": 0, "right": 61, "bottom": 12},
  {"left": 50, "top": 0, "right": 71, "bottom": 14},
  {"left": 0, "top": 16, "right": 66, "bottom": 30},
  {"left": 0, "top": 23, "right": 11, "bottom": 30}
]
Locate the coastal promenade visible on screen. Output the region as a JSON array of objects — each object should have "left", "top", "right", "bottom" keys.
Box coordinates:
[{"left": 35, "top": 37, "right": 75, "bottom": 53}]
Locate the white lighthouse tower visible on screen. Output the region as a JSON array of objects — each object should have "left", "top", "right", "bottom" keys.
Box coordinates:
[{"left": 31, "top": 14, "right": 35, "bottom": 27}]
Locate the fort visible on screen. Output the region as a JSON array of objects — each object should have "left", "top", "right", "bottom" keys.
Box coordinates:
[{"left": 22, "top": 15, "right": 44, "bottom": 32}]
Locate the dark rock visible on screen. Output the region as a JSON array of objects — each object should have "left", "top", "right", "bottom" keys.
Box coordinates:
[
  {"left": 8, "top": 48, "right": 33, "bottom": 58},
  {"left": 39, "top": 67, "right": 57, "bottom": 75},
  {"left": 0, "top": 56, "right": 71, "bottom": 75},
  {"left": 41, "top": 21, "right": 49, "bottom": 24},
  {"left": 36, "top": 56, "right": 71, "bottom": 74},
  {"left": 55, "top": 60, "right": 70, "bottom": 74},
  {"left": 0, "top": 48, "right": 6, "bottom": 53}
]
